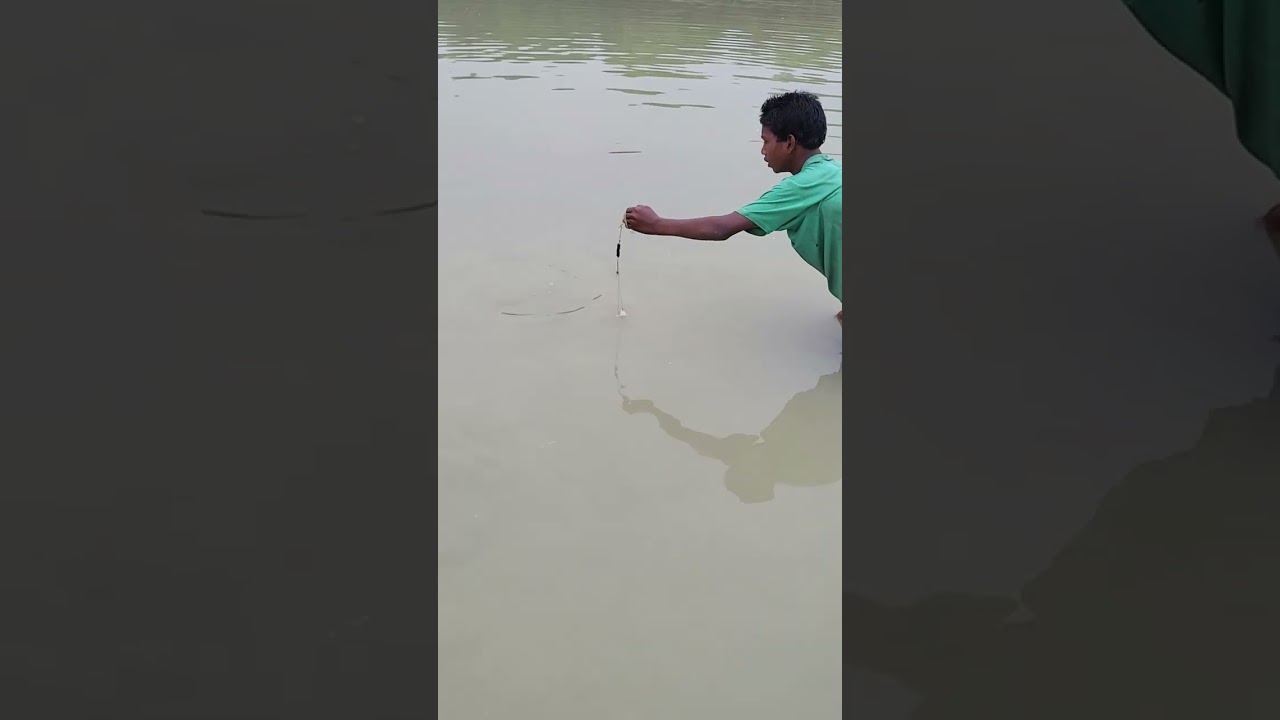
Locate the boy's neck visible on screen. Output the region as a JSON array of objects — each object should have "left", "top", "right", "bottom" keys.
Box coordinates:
[{"left": 787, "top": 148, "right": 823, "bottom": 174}]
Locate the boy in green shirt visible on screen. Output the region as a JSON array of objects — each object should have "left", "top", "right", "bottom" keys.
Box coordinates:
[{"left": 623, "top": 91, "right": 843, "bottom": 321}]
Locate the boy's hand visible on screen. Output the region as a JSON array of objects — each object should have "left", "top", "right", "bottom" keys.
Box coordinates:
[{"left": 624, "top": 205, "right": 661, "bottom": 234}]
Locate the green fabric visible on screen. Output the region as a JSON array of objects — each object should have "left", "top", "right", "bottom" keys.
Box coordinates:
[
  {"left": 737, "top": 154, "right": 843, "bottom": 302},
  {"left": 1123, "top": 0, "right": 1280, "bottom": 178}
]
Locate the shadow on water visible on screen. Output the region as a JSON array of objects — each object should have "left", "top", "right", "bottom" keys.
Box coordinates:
[
  {"left": 620, "top": 369, "right": 841, "bottom": 503},
  {"left": 846, "top": 242, "right": 1280, "bottom": 719}
]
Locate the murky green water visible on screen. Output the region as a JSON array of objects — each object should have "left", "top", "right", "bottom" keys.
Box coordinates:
[
  {"left": 438, "top": 0, "right": 842, "bottom": 717},
  {"left": 441, "top": 1, "right": 1280, "bottom": 717}
]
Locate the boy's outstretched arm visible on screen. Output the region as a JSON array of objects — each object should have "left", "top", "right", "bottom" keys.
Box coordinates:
[{"left": 624, "top": 204, "right": 757, "bottom": 242}]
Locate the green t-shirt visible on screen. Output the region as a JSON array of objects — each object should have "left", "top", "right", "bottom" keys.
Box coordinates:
[{"left": 737, "top": 154, "right": 843, "bottom": 302}]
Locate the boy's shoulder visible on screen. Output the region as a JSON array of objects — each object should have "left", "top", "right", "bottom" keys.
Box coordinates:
[
  {"left": 811, "top": 153, "right": 842, "bottom": 173},
  {"left": 779, "top": 154, "right": 841, "bottom": 191}
]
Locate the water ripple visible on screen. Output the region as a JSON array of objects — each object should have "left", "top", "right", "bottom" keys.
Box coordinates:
[{"left": 439, "top": 0, "right": 840, "bottom": 84}]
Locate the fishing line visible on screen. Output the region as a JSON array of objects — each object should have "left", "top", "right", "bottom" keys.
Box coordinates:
[
  {"left": 499, "top": 222, "right": 627, "bottom": 320},
  {"left": 615, "top": 221, "right": 627, "bottom": 318},
  {"left": 614, "top": 320, "right": 627, "bottom": 399},
  {"left": 497, "top": 264, "right": 605, "bottom": 318},
  {"left": 614, "top": 220, "right": 630, "bottom": 399}
]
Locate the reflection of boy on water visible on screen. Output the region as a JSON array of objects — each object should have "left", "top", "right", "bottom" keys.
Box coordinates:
[
  {"left": 622, "top": 91, "right": 843, "bottom": 322},
  {"left": 621, "top": 371, "right": 842, "bottom": 503}
]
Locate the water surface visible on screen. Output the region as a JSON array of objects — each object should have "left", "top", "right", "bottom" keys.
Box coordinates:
[{"left": 438, "top": 1, "right": 844, "bottom": 718}]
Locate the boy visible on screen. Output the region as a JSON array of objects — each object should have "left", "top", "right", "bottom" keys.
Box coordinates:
[{"left": 623, "top": 91, "right": 843, "bottom": 321}]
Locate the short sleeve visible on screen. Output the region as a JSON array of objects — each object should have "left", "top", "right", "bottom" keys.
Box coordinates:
[{"left": 737, "top": 177, "right": 809, "bottom": 236}]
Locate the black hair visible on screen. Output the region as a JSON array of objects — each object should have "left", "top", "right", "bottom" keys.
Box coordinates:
[{"left": 759, "top": 91, "right": 827, "bottom": 149}]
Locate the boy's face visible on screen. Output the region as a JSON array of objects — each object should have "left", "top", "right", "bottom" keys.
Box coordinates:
[{"left": 760, "top": 126, "right": 793, "bottom": 173}]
